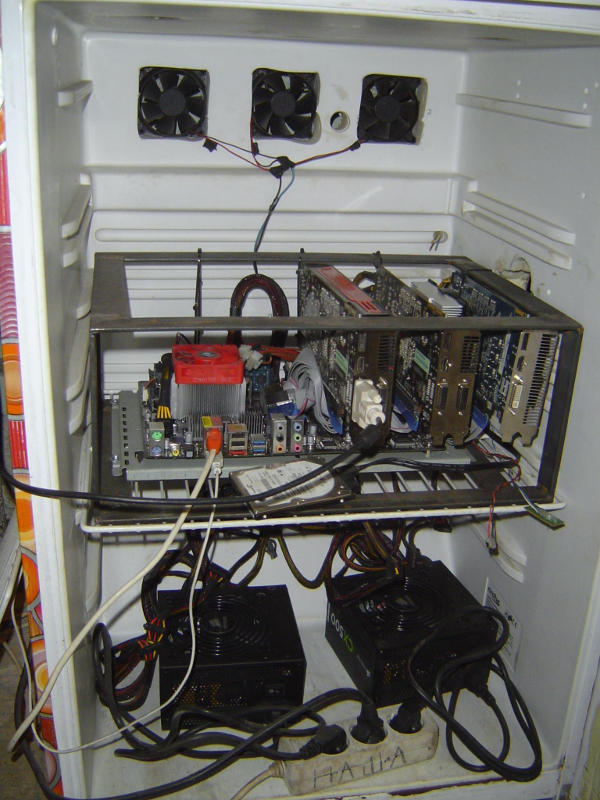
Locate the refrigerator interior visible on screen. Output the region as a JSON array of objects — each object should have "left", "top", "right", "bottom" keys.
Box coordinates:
[{"left": 3, "top": 1, "right": 600, "bottom": 797}]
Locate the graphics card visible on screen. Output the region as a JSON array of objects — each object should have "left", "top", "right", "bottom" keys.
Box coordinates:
[
  {"left": 373, "top": 267, "right": 480, "bottom": 447},
  {"left": 445, "top": 272, "right": 559, "bottom": 445},
  {"left": 297, "top": 263, "right": 396, "bottom": 439}
]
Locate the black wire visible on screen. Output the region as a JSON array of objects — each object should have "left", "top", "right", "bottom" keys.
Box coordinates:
[
  {"left": 356, "top": 455, "right": 516, "bottom": 474},
  {"left": 407, "top": 607, "right": 542, "bottom": 782},
  {"left": 15, "top": 666, "right": 369, "bottom": 800},
  {"left": 253, "top": 175, "right": 283, "bottom": 274},
  {"left": 445, "top": 688, "right": 510, "bottom": 772},
  {"left": 0, "top": 409, "right": 363, "bottom": 509}
]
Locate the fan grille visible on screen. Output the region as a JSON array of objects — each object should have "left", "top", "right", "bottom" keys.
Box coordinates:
[
  {"left": 357, "top": 575, "right": 445, "bottom": 634},
  {"left": 358, "top": 74, "right": 423, "bottom": 143},
  {"left": 138, "top": 66, "right": 209, "bottom": 139},
  {"left": 195, "top": 595, "right": 268, "bottom": 658},
  {"left": 252, "top": 68, "right": 318, "bottom": 140}
]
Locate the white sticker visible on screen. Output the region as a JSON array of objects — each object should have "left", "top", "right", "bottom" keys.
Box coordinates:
[{"left": 483, "top": 581, "right": 522, "bottom": 672}]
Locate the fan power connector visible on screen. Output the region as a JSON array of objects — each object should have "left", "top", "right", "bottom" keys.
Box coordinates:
[{"left": 278, "top": 707, "right": 438, "bottom": 795}]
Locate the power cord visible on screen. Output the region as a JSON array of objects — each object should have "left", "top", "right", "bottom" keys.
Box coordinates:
[
  {"left": 14, "top": 679, "right": 373, "bottom": 800},
  {"left": 407, "top": 606, "right": 542, "bottom": 782},
  {"left": 0, "top": 408, "right": 379, "bottom": 510}
]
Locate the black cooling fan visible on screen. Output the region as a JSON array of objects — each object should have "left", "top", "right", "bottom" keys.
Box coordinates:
[
  {"left": 138, "top": 67, "right": 208, "bottom": 139},
  {"left": 252, "top": 69, "right": 318, "bottom": 140},
  {"left": 358, "top": 74, "right": 422, "bottom": 143}
]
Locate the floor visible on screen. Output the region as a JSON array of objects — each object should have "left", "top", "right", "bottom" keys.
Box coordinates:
[{"left": 0, "top": 593, "right": 44, "bottom": 800}]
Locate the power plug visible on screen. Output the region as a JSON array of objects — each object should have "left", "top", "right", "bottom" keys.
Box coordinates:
[{"left": 279, "top": 707, "right": 438, "bottom": 795}]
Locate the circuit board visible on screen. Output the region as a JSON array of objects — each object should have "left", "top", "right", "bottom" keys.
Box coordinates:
[
  {"left": 297, "top": 264, "right": 396, "bottom": 437},
  {"left": 446, "top": 272, "right": 559, "bottom": 444},
  {"left": 373, "top": 268, "right": 480, "bottom": 447}
]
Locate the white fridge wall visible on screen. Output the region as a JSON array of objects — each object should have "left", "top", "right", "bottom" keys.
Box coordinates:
[{"left": 3, "top": 1, "right": 600, "bottom": 797}]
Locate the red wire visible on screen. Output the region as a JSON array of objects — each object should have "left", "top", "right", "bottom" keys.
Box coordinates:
[
  {"left": 294, "top": 140, "right": 363, "bottom": 167},
  {"left": 249, "top": 121, "right": 270, "bottom": 170},
  {"left": 209, "top": 138, "right": 272, "bottom": 171},
  {"left": 476, "top": 442, "right": 521, "bottom": 545}
]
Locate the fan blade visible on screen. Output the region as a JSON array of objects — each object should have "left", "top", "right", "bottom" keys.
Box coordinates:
[
  {"left": 140, "top": 79, "right": 161, "bottom": 104},
  {"left": 388, "top": 80, "right": 413, "bottom": 102},
  {"left": 261, "top": 73, "right": 286, "bottom": 94},
  {"left": 178, "top": 74, "right": 200, "bottom": 96},
  {"left": 155, "top": 116, "right": 177, "bottom": 136},
  {"left": 253, "top": 86, "right": 275, "bottom": 107},
  {"left": 359, "top": 107, "right": 379, "bottom": 130},
  {"left": 187, "top": 96, "right": 206, "bottom": 118},
  {"left": 294, "top": 91, "right": 316, "bottom": 115},
  {"left": 288, "top": 113, "right": 313, "bottom": 137},
  {"left": 253, "top": 105, "right": 273, "bottom": 133},
  {"left": 140, "top": 101, "right": 163, "bottom": 123},
  {"left": 158, "top": 70, "right": 179, "bottom": 91},
  {"left": 390, "top": 119, "right": 415, "bottom": 141},
  {"left": 177, "top": 111, "right": 199, "bottom": 134},
  {"left": 371, "top": 120, "right": 391, "bottom": 140},
  {"left": 396, "top": 97, "right": 417, "bottom": 120},
  {"left": 375, "top": 77, "right": 394, "bottom": 98},
  {"left": 269, "top": 115, "right": 292, "bottom": 138},
  {"left": 288, "top": 74, "right": 306, "bottom": 97}
]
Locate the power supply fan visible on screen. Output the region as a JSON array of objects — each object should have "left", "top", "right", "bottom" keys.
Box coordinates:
[
  {"left": 169, "top": 594, "right": 268, "bottom": 658},
  {"left": 357, "top": 74, "right": 422, "bottom": 143},
  {"left": 357, "top": 575, "right": 445, "bottom": 635},
  {"left": 252, "top": 69, "right": 318, "bottom": 139},
  {"left": 138, "top": 67, "right": 208, "bottom": 139}
]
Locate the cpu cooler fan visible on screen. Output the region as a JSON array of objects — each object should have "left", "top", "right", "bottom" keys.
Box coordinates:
[
  {"left": 357, "top": 74, "right": 422, "bottom": 143},
  {"left": 138, "top": 67, "right": 208, "bottom": 139},
  {"left": 252, "top": 69, "right": 318, "bottom": 139}
]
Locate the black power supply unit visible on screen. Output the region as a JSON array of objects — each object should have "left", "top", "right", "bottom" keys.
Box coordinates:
[
  {"left": 159, "top": 584, "right": 306, "bottom": 728},
  {"left": 325, "top": 559, "right": 498, "bottom": 707}
]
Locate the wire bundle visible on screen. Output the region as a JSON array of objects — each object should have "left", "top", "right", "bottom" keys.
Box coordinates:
[
  {"left": 227, "top": 273, "right": 290, "bottom": 347},
  {"left": 407, "top": 607, "right": 542, "bottom": 782}
]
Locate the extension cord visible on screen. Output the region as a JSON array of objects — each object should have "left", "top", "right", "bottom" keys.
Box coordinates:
[{"left": 279, "top": 707, "right": 438, "bottom": 795}]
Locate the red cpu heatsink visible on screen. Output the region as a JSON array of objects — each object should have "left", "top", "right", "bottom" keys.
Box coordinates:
[{"left": 172, "top": 344, "right": 244, "bottom": 385}]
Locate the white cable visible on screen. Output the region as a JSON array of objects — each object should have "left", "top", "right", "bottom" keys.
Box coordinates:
[
  {"left": 10, "top": 570, "right": 56, "bottom": 754},
  {"left": 230, "top": 763, "right": 283, "bottom": 800},
  {"left": 8, "top": 449, "right": 216, "bottom": 752},
  {"left": 14, "top": 481, "right": 220, "bottom": 756}
]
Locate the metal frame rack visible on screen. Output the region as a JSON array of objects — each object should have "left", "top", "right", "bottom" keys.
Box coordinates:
[{"left": 88, "top": 251, "right": 581, "bottom": 529}]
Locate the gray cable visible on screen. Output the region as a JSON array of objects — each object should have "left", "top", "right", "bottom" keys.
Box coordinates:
[{"left": 283, "top": 348, "right": 337, "bottom": 434}]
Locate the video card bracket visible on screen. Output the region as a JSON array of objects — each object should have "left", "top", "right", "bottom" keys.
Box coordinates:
[{"left": 89, "top": 251, "right": 581, "bottom": 528}]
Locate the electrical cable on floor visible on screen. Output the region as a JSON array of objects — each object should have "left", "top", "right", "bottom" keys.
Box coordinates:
[
  {"left": 15, "top": 675, "right": 371, "bottom": 800},
  {"left": 8, "top": 449, "right": 217, "bottom": 753},
  {"left": 407, "top": 606, "right": 542, "bottom": 782},
  {"left": 230, "top": 763, "right": 282, "bottom": 800}
]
